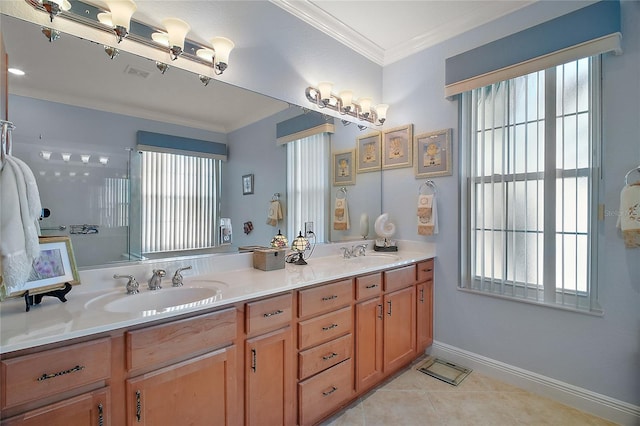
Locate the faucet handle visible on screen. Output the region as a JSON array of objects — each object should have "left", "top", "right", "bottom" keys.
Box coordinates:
[
  {"left": 172, "top": 266, "right": 192, "bottom": 287},
  {"left": 341, "top": 247, "right": 352, "bottom": 258},
  {"left": 113, "top": 274, "right": 140, "bottom": 295}
]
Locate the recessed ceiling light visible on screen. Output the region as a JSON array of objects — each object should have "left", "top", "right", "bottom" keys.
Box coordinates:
[{"left": 8, "top": 68, "right": 25, "bottom": 76}]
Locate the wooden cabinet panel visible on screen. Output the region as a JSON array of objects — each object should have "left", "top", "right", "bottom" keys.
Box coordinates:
[
  {"left": 297, "top": 306, "right": 352, "bottom": 350},
  {"left": 126, "top": 346, "right": 238, "bottom": 426},
  {"left": 1, "top": 388, "right": 110, "bottom": 426},
  {"left": 246, "top": 327, "right": 294, "bottom": 426},
  {"left": 416, "top": 280, "right": 434, "bottom": 353},
  {"left": 355, "top": 273, "right": 382, "bottom": 301},
  {"left": 126, "top": 308, "right": 236, "bottom": 371},
  {"left": 355, "top": 296, "right": 384, "bottom": 393},
  {"left": 298, "top": 333, "right": 352, "bottom": 380},
  {"left": 1, "top": 338, "right": 111, "bottom": 410},
  {"left": 298, "top": 279, "right": 352, "bottom": 318},
  {"left": 246, "top": 293, "right": 292, "bottom": 336},
  {"left": 384, "top": 265, "right": 416, "bottom": 293},
  {"left": 417, "top": 259, "right": 434, "bottom": 283},
  {"left": 383, "top": 286, "right": 416, "bottom": 374},
  {"left": 298, "top": 359, "right": 353, "bottom": 426}
]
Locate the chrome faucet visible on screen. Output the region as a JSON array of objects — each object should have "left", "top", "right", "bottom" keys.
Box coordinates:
[
  {"left": 172, "top": 266, "right": 192, "bottom": 287},
  {"left": 113, "top": 274, "right": 140, "bottom": 295},
  {"left": 341, "top": 244, "right": 368, "bottom": 259},
  {"left": 148, "top": 269, "right": 166, "bottom": 290}
]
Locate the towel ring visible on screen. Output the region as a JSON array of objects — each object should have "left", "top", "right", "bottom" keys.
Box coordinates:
[
  {"left": 624, "top": 166, "right": 640, "bottom": 185},
  {"left": 272, "top": 193, "right": 280, "bottom": 201},
  {"left": 418, "top": 180, "right": 437, "bottom": 195},
  {"left": 337, "top": 187, "right": 348, "bottom": 199}
]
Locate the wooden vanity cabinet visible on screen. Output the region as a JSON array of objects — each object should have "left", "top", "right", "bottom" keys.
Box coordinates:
[
  {"left": 124, "top": 308, "right": 239, "bottom": 426},
  {"left": 416, "top": 259, "right": 434, "bottom": 353},
  {"left": 244, "top": 293, "right": 295, "bottom": 426},
  {"left": 354, "top": 273, "right": 384, "bottom": 393}
]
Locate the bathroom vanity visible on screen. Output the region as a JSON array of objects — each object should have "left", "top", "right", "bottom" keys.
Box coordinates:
[{"left": 0, "top": 246, "right": 434, "bottom": 425}]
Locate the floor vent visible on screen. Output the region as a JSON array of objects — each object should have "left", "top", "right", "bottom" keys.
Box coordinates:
[{"left": 417, "top": 356, "right": 472, "bottom": 386}]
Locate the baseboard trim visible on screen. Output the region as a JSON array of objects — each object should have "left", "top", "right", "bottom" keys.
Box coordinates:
[{"left": 428, "top": 341, "right": 640, "bottom": 425}]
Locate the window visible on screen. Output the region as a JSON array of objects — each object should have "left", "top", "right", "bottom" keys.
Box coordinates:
[
  {"left": 460, "top": 57, "right": 601, "bottom": 312},
  {"left": 286, "top": 133, "right": 330, "bottom": 242},
  {"left": 140, "top": 150, "right": 222, "bottom": 253}
]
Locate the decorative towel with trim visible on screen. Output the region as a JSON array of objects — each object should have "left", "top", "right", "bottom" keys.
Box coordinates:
[
  {"left": 617, "top": 183, "right": 640, "bottom": 248},
  {"left": 266, "top": 200, "right": 283, "bottom": 226},
  {"left": 0, "top": 155, "right": 42, "bottom": 299},
  {"left": 417, "top": 194, "right": 438, "bottom": 236},
  {"left": 334, "top": 198, "right": 350, "bottom": 230}
]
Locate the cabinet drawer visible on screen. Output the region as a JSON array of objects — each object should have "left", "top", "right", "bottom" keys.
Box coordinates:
[
  {"left": 384, "top": 265, "right": 416, "bottom": 293},
  {"left": 1, "top": 338, "right": 111, "bottom": 410},
  {"left": 245, "top": 293, "right": 292, "bottom": 336},
  {"left": 298, "top": 279, "right": 352, "bottom": 318},
  {"left": 126, "top": 308, "right": 236, "bottom": 371},
  {"left": 298, "top": 334, "right": 352, "bottom": 380},
  {"left": 417, "top": 258, "right": 434, "bottom": 282},
  {"left": 298, "top": 306, "right": 352, "bottom": 350},
  {"left": 355, "top": 273, "right": 382, "bottom": 301},
  {"left": 298, "top": 358, "right": 353, "bottom": 426}
]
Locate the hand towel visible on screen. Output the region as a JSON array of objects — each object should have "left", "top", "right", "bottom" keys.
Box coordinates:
[
  {"left": 333, "top": 198, "right": 350, "bottom": 231},
  {"left": 617, "top": 183, "right": 640, "bottom": 248},
  {"left": 0, "top": 155, "right": 42, "bottom": 298},
  {"left": 266, "top": 200, "right": 283, "bottom": 226},
  {"left": 417, "top": 194, "right": 438, "bottom": 236}
]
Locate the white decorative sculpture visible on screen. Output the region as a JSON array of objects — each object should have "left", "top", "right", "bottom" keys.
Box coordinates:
[{"left": 374, "top": 213, "right": 398, "bottom": 251}]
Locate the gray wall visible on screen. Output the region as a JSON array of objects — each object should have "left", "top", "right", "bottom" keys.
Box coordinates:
[{"left": 381, "top": 0, "right": 639, "bottom": 406}]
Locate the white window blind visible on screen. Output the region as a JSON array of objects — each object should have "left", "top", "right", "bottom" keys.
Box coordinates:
[
  {"left": 140, "top": 151, "right": 221, "bottom": 253},
  {"left": 461, "top": 57, "right": 600, "bottom": 312},
  {"left": 286, "top": 133, "right": 330, "bottom": 242}
]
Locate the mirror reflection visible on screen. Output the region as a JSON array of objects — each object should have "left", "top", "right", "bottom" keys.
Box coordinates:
[{"left": 2, "top": 13, "right": 381, "bottom": 268}]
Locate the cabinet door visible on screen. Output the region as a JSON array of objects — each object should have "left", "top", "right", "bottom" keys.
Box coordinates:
[
  {"left": 355, "top": 296, "right": 383, "bottom": 393},
  {"left": 383, "top": 286, "right": 416, "bottom": 374},
  {"left": 416, "top": 280, "right": 433, "bottom": 353},
  {"left": 126, "top": 346, "right": 238, "bottom": 426},
  {"left": 246, "top": 327, "right": 294, "bottom": 426},
  {"left": 1, "top": 388, "right": 109, "bottom": 426}
]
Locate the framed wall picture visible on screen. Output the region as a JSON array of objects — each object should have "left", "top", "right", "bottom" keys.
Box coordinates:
[
  {"left": 11, "top": 236, "right": 81, "bottom": 297},
  {"left": 382, "top": 124, "right": 413, "bottom": 169},
  {"left": 414, "top": 128, "right": 452, "bottom": 178},
  {"left": 242, "top": 173, "right": 254, "bottom": 195},
  {"left": 356, "top": 131, "right": 382, "bottom": 173},
  {"left": 332, "top": 149, "right": 356, "bottom": 186}
]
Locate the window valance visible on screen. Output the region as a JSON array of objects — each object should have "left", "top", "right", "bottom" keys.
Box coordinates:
[
  {"left": 276, "top": 112, "right": 334, "bottom": 145},
  {"left": 137, "top": 130, "right": 228, "bottom": 161}
]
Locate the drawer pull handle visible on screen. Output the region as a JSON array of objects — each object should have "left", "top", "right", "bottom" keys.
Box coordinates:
[
  {"left": 365, "top": 284, "right": 378, "bottom": 289},
  {"left": 136, "top": 390, "right": 142, "bottom": 422},
  {"left": 378, "top": 304, "right": 383, "bottom": 320},
  {"left": 98, "top": 403, "right": 104, "bottom": 426},
  {"left": 387, "top": 300, "right": 392, "bottom": 316},
  {"left": 420, "top": 288, "right": 425, "bottom": 303},
  {"left": 322, "top": 323, "right": 338, "bottom": 331},
  {"left": 263, "top": 309, "right": 284, "bottom": 317},
  {"left": 251, "top": 348, "right": 257, "bottom": 372},
  {"left": 322, "top": 386, "right": 338, "bottom": 396},
  {"left": 321, "top": 295, "right": 338, "bottom": 301},
  {"left": 37, "top": 364, "right": 85, "bottom": 381},
  {"left": 322, "top": 352, "right": 338, "bottom": 361}
]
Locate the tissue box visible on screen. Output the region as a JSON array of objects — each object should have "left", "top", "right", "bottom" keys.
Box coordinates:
[{"left": 253, "top": 248, "right": 287, "bottom": 271}]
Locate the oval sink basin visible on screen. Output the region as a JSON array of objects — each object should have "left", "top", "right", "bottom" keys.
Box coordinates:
[
  {"left": 346, "top": 253, "right": 400, "bottom": 266},
  {"left": 86, "top": 286, "right": 223, "bottom": 315}
]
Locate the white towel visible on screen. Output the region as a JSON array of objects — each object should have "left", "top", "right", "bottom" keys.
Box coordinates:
[
  {"left": 333, "top": 198, "right": 350, "bottom": 231},
  {"left": 617, "top": 183, "right": 640, "bottom": 248},
  {"left": 0, "top": 155, "right": 42, "bottom": 298},
  {"left": 266, "top": 200, "right": 283, "bottom": 226},
  {"left": 417, "top": 194, "right": 438, "bottom": 236}
]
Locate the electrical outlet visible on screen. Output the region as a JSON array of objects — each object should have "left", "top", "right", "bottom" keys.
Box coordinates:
[{"left": 305, "top": 221, "right": 314, "bottom": 235}]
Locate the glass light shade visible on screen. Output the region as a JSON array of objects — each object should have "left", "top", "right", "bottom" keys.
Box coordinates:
[
  {"left": 99, "top": 156, "right": 109, "bottom": 165},
  {"left": 291, "top": 231, "right": 309, "bottom": 252},
  {"left": 151, "top": 32, "right": 170, "bottom": 47},
  {"left": 317, "top": 82, "right": 333, "bottom": 102},
  {"left": 210, "top": 37, "right": 235, "bottom": 65},
  {"left": 270, "top": 230, "right": 289, "bottom": 248},
  {"left": 61, "top": 153, "right": 71, "bottom": 162},
  {"left": 163, "top": 18, "right": 190, "bottom": 50},
  {"left": 40, "top": 151, "right": 52, "bottom": 160},
  {"left": 97, "top": 12, "right": 113, "bottom": 27},
  {"left": 339, "top": 90, "right": 353, "bottom": 111},
  {"left": 81, "top": 154, "right": 91, "bottom": 163},
  {"left": 106, "top": 0, "right": 137, "bottom": 31},
  {"left": 375, "top": 104, "right": 389, "bottom": 121},
  {"left": 196, "top": 48, "right": 215, "bottom": 63},
  {"left": 358, "top": 97, "right": 372, "bottom": 114},
  {"left": 42, "top": 0, "right": 71, "bottom": 11}
]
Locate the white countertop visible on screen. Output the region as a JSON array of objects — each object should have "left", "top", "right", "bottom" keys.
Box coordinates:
[{"left": 0, "top": 241, "right": 435, "bottom": 354}]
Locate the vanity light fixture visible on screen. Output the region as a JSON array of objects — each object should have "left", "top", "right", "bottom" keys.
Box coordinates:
[
  {"left": 305, "top": 84, "right": 389, "bottom": 126},
  {"left": 40, "top": 151, "right": 52, "bottom": 160},
  {"left": 81, "top": 154, "right": 91, "bottom": 163},
  {"left": 41, "top": 27, "right": 60, "bottom": 42},
  {"left": 61, "top": 152, "right": 71, "bottom": 162},
  {"left": 196, "top": 37, "right": 235, "bottom": 75},
  {"left": 39, "top": 0, "right": 71, "bottom": 22},
  {"left": 99, "top": 156, "right": 109, "bottom": 165},
  {"left": 162, "top": 18, "right": 190, "bottom": 61},
  {"left": 102, "top": 0, "right": 137, "bottom": 43}
]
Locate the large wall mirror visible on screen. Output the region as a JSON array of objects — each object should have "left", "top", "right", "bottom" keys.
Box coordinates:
[{"left": 2, "top": 13, "right": 382, "bottom": 269}]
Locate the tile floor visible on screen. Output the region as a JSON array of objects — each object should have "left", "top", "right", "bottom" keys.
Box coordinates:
[{"left": 321, "top": 358, "right": 616, "bottom": 426}]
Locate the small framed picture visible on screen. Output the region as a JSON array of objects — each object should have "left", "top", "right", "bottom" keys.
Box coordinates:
[
  {"left": 414, "top": 129, "right": 452, "bottom": 178},
  {"left": 382, "top": 124, "right": 413, "bottom": 170},
  {"left": 242, "top": 173, "right": 254, "bottom": 195},
  {"left": 356, "top": 131, "right": 382, "bottom": 173},
  {"left": 332, "top": 149, "right": 356, "bottom": 186},
  {"left": 11, "top": 236, "right": 81, "bottom": 297}
]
